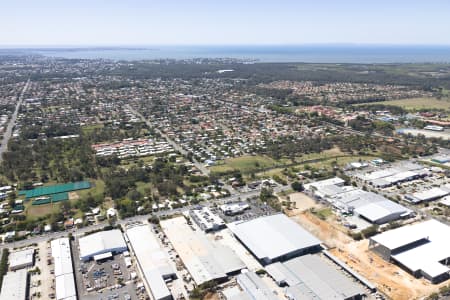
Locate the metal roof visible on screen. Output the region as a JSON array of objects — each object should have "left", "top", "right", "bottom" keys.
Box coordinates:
[
  {"left": 126, "top": 225, "right": 174, "bottom": 300},
  {"left": 79, "top": 229, "right": 127, "bottom": 260},
  {"left": 0, "top": 269, "right": 28, "bottom": 300},
  {"left": 51, "top": 238, "right": 77, "bottom": 300},
  {"left": 51, "top": 238, "right": 74, "bottom": 276},
  {"left": 227, "top": 214, "right": 321, "bottom": 263},
  {"left": 8, "top": 248, "right": 34, "bottom": 269},
  {"left": 55, "top": 273, "right": 77, "bottom": 300},
  {"left": 236, "top": 271, "right": 280, "bottom": 300},
  {"left": 354, "top": 200, "right": 409, "bottom": 223},
  {"left": 304, "top": 177, "right": 345, "bottom": 191},
  {"left": 161, "top": 216, "right": 245, "bottom": 285},
  {"left": 372, "top": 220, "right": 450, "bottom": 278},
  {"left": 328, "top": 188, "right": 410, "bottom": 224},
  {"left": 266, "top": 255, "right": 365, "bottom": 300}
]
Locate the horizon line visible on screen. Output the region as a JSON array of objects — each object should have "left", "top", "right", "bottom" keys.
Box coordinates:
[{"left": 2, "top": 43, "right": 450, "bottom": 49}]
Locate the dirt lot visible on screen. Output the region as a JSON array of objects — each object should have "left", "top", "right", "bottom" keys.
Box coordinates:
[
  {"left": 281, "top": 192, "right": 320, "bottom": 216},
  {"left": 291, "top": 211, "right": 446, "bottom": 300},
  {"left": 68, "top": 191, "right": 79, "bottom": 200},
  {"left": 204, "top": 292, "right": 220, "bottom": 300}
]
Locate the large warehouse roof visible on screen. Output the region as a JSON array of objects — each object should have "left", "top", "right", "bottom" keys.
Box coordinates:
[
  {"left": 304, "top": 177, "right": 345, "bottom": 191},
  {"left": 371, "top": 220, "right": 450, "bottom": 279},
  {"left": 55, "top": 273, "right": 77, "bottom": 300},
  {"left": 51, "top": 238, "right": 74, "bottom": 276},
  {"left": 266, "top": 255, "right": 364, "bottom": 300},
  {"left": 232, "top": 271, "right": 279, "bottom": 300},
  {"left": 126, "top": 225, "right": 174, "bottom": 300},
  {"left": 51, "top": 238, "right": 77, "bottom": 300},
  {"left": 313, "top": 182, "right": 411, "bottom": 224},
  {"left": 79, "top": 229, "right": 127, "bottom": 261},
  {"left": 161, "top": 216, "right": 245, "bottom": 285},
  {"left": 227, "top": 214, "right": 321, "bottom": 264},
  {"left": 354, "top": 199, "right": 409, "bottom": 223},
  {"left": 0, "top": 269, "right": 28, "bottom": 300}
]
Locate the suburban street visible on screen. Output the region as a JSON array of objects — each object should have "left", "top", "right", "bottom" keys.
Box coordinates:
[
  {"left": 126, "top": 104, "right": 238, "bottom": 195},
  {"left": 0, "top": 184, "right": 290, "bottom": 250},
  {"left": 0, "top": 79, "right": 30, "bottom": 161}
]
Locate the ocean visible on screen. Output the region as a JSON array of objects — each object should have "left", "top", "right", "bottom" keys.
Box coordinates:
[{"left": 5, "top": 45, "right": 450, "bottom": 63}]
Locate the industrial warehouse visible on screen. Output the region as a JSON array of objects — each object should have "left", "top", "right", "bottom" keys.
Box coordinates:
[
  {"left": 355, "top": 162, "right": 429, "bottom": 188},
  {"left": 404, "top": 185, "right": 450, "bottom": 204},
  {"left": 231, "top": 271, "right": 279, "bottom": 300},
  {"left": 51, "top": 237, "right": 77, "bottom": 300},
  {"left": 227, "top": 214, "right": 322, "bottom": 265},
  {"left": 189, "top": 206, "right": 225, "bottom": 232},
  {"left": 305, "top": 177, "right": 412, "bottom": 225},
  {"left": 265, "top": 254, "right": 366, "bottom": 300},
  {"left": 160, "top": 216, "right": 246, "bottom": 285},
  {"left": 78, "top": 229, "right": 128, "bottom": 261},
  {"left": 126, "top": 225, "right": 176, "bottom": 300},
  {"left": 8, "top": 248, "right": 35, "bottom": 270},
  {"left": 369, "top": 220, "right": 450, "bottom": 283},
  {"left": 0, "top": 269, "right": 29, "bottom": 300}
]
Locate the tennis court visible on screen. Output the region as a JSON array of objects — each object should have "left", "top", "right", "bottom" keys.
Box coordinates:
[{"left": 20, "top": 181, "right": 91, "bottom": 199}]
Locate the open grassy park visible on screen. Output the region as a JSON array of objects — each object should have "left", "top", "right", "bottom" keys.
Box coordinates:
[
  {"left": 357, "top": 97, "right": 450, "bottom": 111},
  {"left": 210, "top": 147, "right": 378, "bottom": 177}
]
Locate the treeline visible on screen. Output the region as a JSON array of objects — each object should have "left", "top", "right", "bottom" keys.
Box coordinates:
[
  {"left": 349, "top": 103, "right": 406, "bottom": 115},
  {"left": 20, "top": 122, "right": 80, "bottom": 139},
  {"left": 102, "top": 157, "right": 190, "bottom": 217},
  {"left": 1, "top": 136, "right": 97, "bottom": 182},
  {"left": 261, "top": 136, "right": 333, "bottom": 160}
]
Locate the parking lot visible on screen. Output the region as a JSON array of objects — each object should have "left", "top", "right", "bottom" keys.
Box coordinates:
[
  {"left": 71, "top": 237, "right": 145, "bottom": 300},
  {"left": 213, "top": 196, "right": 278, "bottom": 223}
]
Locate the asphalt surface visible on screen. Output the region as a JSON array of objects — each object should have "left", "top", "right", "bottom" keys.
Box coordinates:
[{"left": 0, "top": 79, "right": 30, "bottom": 161}]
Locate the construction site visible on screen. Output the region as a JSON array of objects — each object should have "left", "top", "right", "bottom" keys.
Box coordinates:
[{"left": 286, "top": 193, "right": 448, "bottom": 300}]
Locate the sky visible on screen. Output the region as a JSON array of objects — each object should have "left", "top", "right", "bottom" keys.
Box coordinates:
[{"left": 1, "top": 0, "right": 450, "bottom": 46}]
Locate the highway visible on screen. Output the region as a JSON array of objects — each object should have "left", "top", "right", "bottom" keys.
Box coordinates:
[{"left": 0, "top": 79, "right": 30, "bottom": 161}]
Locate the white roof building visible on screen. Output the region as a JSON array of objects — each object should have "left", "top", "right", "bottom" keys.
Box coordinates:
[
  {"left": 370, "top": 220, "right": 450, "bottom": 283},
  {"left": 266, "top": 254, "right": 365, "bottom": 300},
  {"left": 304, "top": 177, "right": 345, "bottom": 192},
  {"left": 9, "top": 248, "right": 34, "bottom": 271},
  {"left": 189, "top": 206, "right": 225, "bottom": 232},
  {"left": 51, "top": 238, "right": 77, "bottom": 300},
  {"left": 309, "top": 179, "right": 412, "bottom": 224},
  {"left": 126, "top": 225, "right": 175, "bottom": 300},
  {"left": 227, "top": 214, "right": 322, "bottom": 265},
  {"left": 405, "top": 186, "right": 450, "bottom": 204},
  {"left": 220, "top": 202, "right": 250, "bottom": 216},
  {"left": 0, "top": 269, "right": 28, "bottom": 300},
  {"left": 78, "top": 229, "right": 127, "bottom": 261},
  {"left": 229, "top": 271, "right": 280, "bottom": 300}
]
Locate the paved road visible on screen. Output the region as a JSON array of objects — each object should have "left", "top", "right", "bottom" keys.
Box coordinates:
[
  {"left": 0, "top": 184, "right": 290, "bottom": 250},
  {"left": 0, "top": 79, "right": 30, "bottom": 161}
]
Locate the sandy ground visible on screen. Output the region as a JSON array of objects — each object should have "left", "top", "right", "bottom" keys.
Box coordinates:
[
  {"left": 204, "top": 292, "right": 220, "bottom": 300},
  {"left": 29, "top": 241, "right": 54, "bottom": 299},
  {"left": 291, "top": 211, "right": 446, "bottom": 300},
  {"left": 283, "top": 192, "right": 320, "bottom": 214},
  {"left": 68, "top": 191, "right": 79, "bottom": 200}
]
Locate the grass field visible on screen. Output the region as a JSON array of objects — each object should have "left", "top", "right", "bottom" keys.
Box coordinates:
[
  {"left": 25, "top": 201, "right": 61, "bottom": 220},
  {"left": 77, "top": 179, "right": 105, "bottom": 200},
  {"left": 356, "top": 97, "right": 450, "bottom": 111},
  {"left": 210, "top": 155, "right": 278, "bottom": 174},
  {"left": 81, "top": 124, "right": 104, "bottom": 133},
  {"left": 211, "top": 148, "right": 346, "bottom": 175}
]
